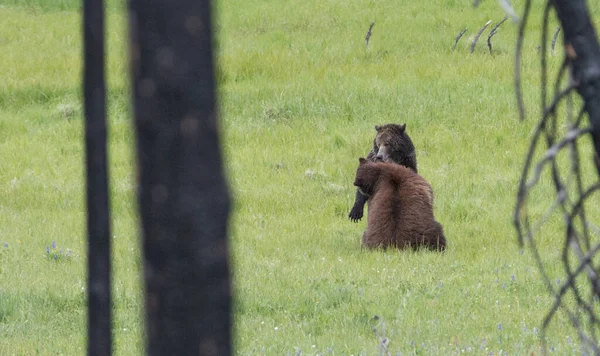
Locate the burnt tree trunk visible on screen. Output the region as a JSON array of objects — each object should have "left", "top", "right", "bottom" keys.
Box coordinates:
[
  {"left": 83, "top": 0, "right": 113, "bottom": 355},
  {"left": 553, "top": 0, "right": 600, "bottom": 174},
  {"left": 128, "top": 0, "right": 232, "bottom": 355}
]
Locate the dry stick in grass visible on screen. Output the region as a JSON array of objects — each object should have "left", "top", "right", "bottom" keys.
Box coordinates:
[
  {"left": 487, "top": 16, "right": 508, "bottom": 55},
  {"left": 552, "top": 26, "right": 561, "bottom": 53},
  {"left": 365, "top": 22, "right": 374, "bottom": 48},
  {"left": 487, "top": 28, "right": 499, "bottom": 54},
  {"left": 471, "top": 20, "right": 492, "bottom": 53},
  {"left": 452, "top": 28, "right": 467, "bottom": 51},
  {"left": 490, "top": 15, "right": 509, "bottom": 34}
]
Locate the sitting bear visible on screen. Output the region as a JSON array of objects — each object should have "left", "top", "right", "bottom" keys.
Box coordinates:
[
  {"left": 349, "top": 123, "right": 418, "bottom": 222},
  {"left": 353, "top": 158, "right": 446, "bottom": 251}
]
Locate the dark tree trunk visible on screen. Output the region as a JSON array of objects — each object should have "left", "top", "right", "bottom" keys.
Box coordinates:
[
  {"left": 83, "top": 0, "right": 113, "bottom": 355},
  {"left": 553, "top": 0, "right": 600, "bottom": 174},
  {"left": 128, "top": 0, "right": 232, "bottom": 354}
]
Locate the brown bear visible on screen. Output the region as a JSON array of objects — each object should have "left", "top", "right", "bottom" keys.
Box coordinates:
[
  {"left": 353, "top": 158, "right": 446, "bottom": 251},
  {"left": 349, "top": 123, "right": 418, "bottom": 222}
]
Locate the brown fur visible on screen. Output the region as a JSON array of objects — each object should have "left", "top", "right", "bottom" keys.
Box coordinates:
[
  {"left": 349, "top": 123, "right": 418, "bottom": 222},
  {"left": 353, "top": 158, "right": 446, "bottom": 251}
]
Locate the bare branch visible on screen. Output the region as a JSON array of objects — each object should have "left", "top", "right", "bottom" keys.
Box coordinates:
[
  {"left": 365, "top": 22, "right": 374, "bottom": 49},
  {"left": 515, "top": 1, "right": 600, "bottom": 352},
  {"left": 487, "top": 16, "right": 508, "bottom": 55},
  {"left": 515, "top": 0, "right": 532, "bottom": 120},
  {"left": 471, "top": 20, "right": 492, "bottom": 53},
  {"left": 490, "top": 15, "right": 509, "bottom": 35},
  {"left": 452, "top": 28, "right": 468, "bottom": 52}
]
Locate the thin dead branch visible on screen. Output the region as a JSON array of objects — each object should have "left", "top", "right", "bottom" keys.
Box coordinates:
[
  {"left": 514, "top": 0, "right": 600, "bottom": 353},
  {"left": 452, "top": 28, "right": 468, "bottom": 52},
  {"left": 471, "top": 20, "right": 492, "bottom": 53},
  {"left": 365, "top": 22, "right": 374, "bottom": 48},
  {"left": 487, "top": 16, "right": 508, "bottom": 54},
  {"left": 515, "top": 0, "right": 533, "bottom": 120}
]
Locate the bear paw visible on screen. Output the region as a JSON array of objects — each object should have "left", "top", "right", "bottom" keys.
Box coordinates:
[{"left": 348, "top": 206, "right": 364, "bottom": 222}]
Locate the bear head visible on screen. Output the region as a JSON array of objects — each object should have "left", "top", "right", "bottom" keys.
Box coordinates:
[{"left": 373, "top": 123, "right": 417, "bottom": 172}]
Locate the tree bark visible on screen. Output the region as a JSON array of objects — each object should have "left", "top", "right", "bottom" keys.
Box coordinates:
[
  {"left": 128, "top": 0, "right": 232, "bottom": 354},
  {"left": 553, "top": 0, "right": 600, "bottom": 175}
]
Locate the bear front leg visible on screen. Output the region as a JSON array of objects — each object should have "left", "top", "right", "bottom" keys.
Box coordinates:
[{"left": 349, "top": 189, "right": 368, "bottom": 222}]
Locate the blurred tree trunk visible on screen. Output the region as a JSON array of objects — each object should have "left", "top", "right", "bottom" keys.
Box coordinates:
[
  {"left": 128, "top": 0, "right": 232, "bottom": 354},
  {"left": 83, "top": 0, "right": 112, "bottom": 355},
  {"left": 554, "top": 0, "right": 600, "bottom": 173}
]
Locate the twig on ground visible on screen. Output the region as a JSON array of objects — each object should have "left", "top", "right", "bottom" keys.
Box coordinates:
[
  {"left": 487, "top": 15, "right": 508, "bottom": 55},
  {"left": 471, "top": 20, "right": 492, "bottom": 53},
  {"left": 452, "top": 28, "right": 468, "bottom": 52},
  {"left": 365, "top": 22, "right": 374, "bottom": 48},
  {"left": 490, "top": 15, "right": 509, "bottom": 35},
  {"left": 487, "top": 28, "right": 498, "bottom": 54}
]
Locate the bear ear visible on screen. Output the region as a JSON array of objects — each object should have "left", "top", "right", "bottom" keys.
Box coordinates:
[
  {"left": 359, "top": 157, "right": 367, "bottom": 164},
  {"left": 375, "top": 125, "right": 382, "bottom": 132},
  {"left": 399, "top": 123, "right": 406, "bottom": 132}
]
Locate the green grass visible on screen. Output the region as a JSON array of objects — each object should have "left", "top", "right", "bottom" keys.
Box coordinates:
[{"left": 1, "top": 0, "right": 600, "bottom": 354}]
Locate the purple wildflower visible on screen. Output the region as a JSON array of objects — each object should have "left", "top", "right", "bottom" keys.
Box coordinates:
[
  {"left": 52, "top": 241, "right": 56, "bottom": 249},
  {"left": 3, "top": 243, "right": 7, "bottom": 248},
  {"left": 497, "top": 323, "right": 502, "bottom": 331},
  {"left": 46, "top": 246, "right": 50, "bottom": 254}
]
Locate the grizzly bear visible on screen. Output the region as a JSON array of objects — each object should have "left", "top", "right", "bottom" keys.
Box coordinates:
[
  {"left": 349, "top": 123, "right": 418, "bottom": 222},
  {"left": 353, "top": 158, "right": 446, "bottom": 251}
]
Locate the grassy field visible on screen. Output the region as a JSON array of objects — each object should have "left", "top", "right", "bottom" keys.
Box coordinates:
[{"left": 2, "top": 0, "right": 600, "bottom": 354}]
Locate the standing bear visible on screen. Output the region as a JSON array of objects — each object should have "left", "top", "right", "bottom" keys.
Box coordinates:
[
  {"left": 348, "top": 123, "right": 418, "bottom": 222},
  {"left": 353, "top": 158, "right": 446, "bottom": 251}
]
